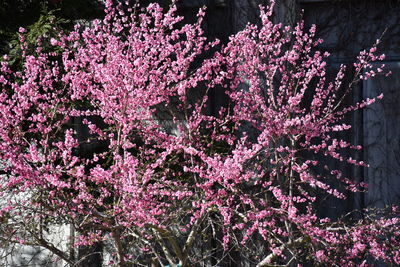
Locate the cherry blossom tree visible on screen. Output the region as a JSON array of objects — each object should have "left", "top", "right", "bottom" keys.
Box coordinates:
[{"left": 0, "top": 1, "right": 399, "bottom": 266}]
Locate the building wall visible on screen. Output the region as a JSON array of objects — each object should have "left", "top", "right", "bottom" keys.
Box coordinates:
[{"left": 301, "top": 0, "right": 400, "bottom": 214}]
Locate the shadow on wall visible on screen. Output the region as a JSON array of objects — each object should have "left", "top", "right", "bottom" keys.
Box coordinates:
[{"left": 3, "top": 246, "right": 58, "bottom": 267}]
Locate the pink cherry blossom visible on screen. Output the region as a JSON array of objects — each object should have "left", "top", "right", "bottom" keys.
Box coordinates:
[{"left": 0, "top": 1, "right": 398, "bottom": 266}]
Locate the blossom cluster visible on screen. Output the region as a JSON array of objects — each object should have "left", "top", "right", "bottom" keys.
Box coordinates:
[{"left": 0, "top": 1, "right": 398, "bottom": 266}]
